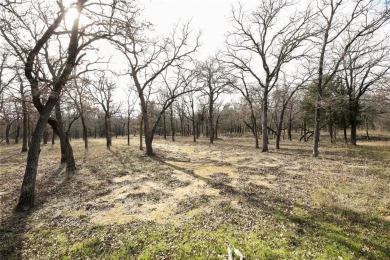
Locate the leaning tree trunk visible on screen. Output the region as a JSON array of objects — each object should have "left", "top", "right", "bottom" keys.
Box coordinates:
[
  {"left": 142, "top": 112, "right": 154, "bottom": 156},
  {"left": 47, "top": 117, "right": 76, "bottom": 172},
  {"left": 163, "top": 112, "right": 167, "bottom": 140},
  {"left": 248, "top": 102, "right": 259, "bottom": 149},
  {"left": 52, "top": 111, "right": 75, "bottom": 166},
  {"left": 16, "top": 113, "right": 49, "bottom": 211}
]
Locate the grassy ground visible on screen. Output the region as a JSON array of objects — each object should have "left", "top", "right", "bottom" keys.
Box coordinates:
[{"left": 0, "top": 133, "right": 389, "bottom": 259}]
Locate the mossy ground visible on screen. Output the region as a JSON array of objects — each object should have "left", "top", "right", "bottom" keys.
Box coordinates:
[{"left": 1, "top": 132, "right": 389, "bottom": 259}]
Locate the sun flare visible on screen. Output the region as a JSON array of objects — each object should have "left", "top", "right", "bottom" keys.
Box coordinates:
[{"left": 64, "top": 7, "right": 80, "bottom": 28}]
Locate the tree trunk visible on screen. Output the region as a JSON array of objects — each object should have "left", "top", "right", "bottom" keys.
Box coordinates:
[
  {"left": 288, "top": 112, "right": 292, "bottom": 141},
  {"left": 276, "top": 104, "right": 287, "bottom": 150},
  {"left": 43, "top": 128, "right": 49, "bottom": 144},
  {"left": 15, "top": 114, "right": 48, "bottom": 211},
  {"left": 105, "top": 113, "right": 111, "bottom": 149},
  {"left": 313, "top": 103, "right": 320, "bottom": 156},
  {"left": 55, "top": 103, "right": 68, "bottom": 163},
  {"left": 275, "top": 120, "right": 283, "bottom": 150},
  {"left": 15, "top": 122, "right": 20, "bottom": 144},
  {"left": 6, "top": 122, "right": 12, "bottom": 145},
  {"left": 365, "top": 117, "right": 369, "bottom": 141},
  {"left": 163, "top": 112, "right": 167, "bottom": 140},
  {"left": 52, "top": 130, "right": 55, "bottom": 145},
  {"left": 215, "top": 117, "right": 219, "bottom": 140},
  {"left": 170, "top": 105, "right": 175, "bottom": 141},
  {"left": 142, "top": 111, "right": 154, "bottom": 156},
  {"left": 27, "top": 113, "right": 31, "bottom": 147},
  {"left": 47, "top": 118, "right": 76, "bottom": 172},
  {"left": 127, "top": 114, "right": 130, "bottom": 146},
  {"left": 349, "top": 100, "right": 359, "bottom": 146},
  {"left": 21, "top": 99, "right": 28, "bottom": 152},
  {"left": 191, "top": 102, "right": 196, "bottom": 142},
  {"left": 81, "top": 115, "right": 88, "bottom": 149},
  {"left": 209, "top": 98, "right": 214, "bottom": 144},
  {"left": 343, "top": 125, "right": 348, "bottom": 144},
  {"left": 261, "top": 91, "right": 268, "bottom": 152},
  {"left": 329, "top": 123, "right": 334, "bottom": 144},
  {"left": 139, "top": 116, "right": 143, "bottom": 151}
]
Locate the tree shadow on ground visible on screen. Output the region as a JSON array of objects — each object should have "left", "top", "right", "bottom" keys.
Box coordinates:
[
  {"left": 153, "top": 155, "right": 390, "bottom": 259},
  {"left": 0, "top": 164, "right": 67, "bottom": 260}
]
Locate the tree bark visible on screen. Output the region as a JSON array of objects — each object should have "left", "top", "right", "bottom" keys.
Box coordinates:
[
  {"left": 81, "top": 115, "right": 88, "bottom": 149},
  {"left": 343, "top": 125, "right": 348, "bottom": 144},
  {"left": 47, "top": 117, "right": 76, "bottom": 172},
  {"left": 15, "top": 123, "right": 20, "bottom": 144},
  {"left": 163, "top": 112, "right": 167, "bottom": 140},
  {"left": 191, "top": 101, "right": 196, "bottom": 142},
  {"left": 139, "top": 116, "right": 143, "bottom": 151},
  {"left": 6, "top": 122, "right": 12, "bottom": 145},
  {"left": 43, "top": 128, "right": 49, "bottom": 144},
  {"left": 209, "top": 96, "right": 214, "bottom": 144},
  {"left": 127, "top": 114, "right": 130, "bottom": 146},
  {"left": 170, "top": 105, "right": 175, "bottom": 141},
  {"left": 261, "top": 91, "right": 268, "bottom": 152},
  {"left": 288, "top": 112, "right": 292, "bottom": 141},
  {"left": 21, "top": 99, "right": 28, "bottom": 152},
  {"left": 105, "top": 113, "right": 112, "bottom": 149},
  {"left": 15, "top": 114, "right": 48, "bottom": 211}
]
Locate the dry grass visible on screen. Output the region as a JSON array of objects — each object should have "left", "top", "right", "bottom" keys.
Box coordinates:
[{"left": 1, "top": 132, "right": 389, "bottom": 259}]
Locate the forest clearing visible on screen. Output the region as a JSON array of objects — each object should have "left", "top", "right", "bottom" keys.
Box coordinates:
[
  {"left": 1, "top": 0, "right": 390, "bottom": 259},
  {"left": 1, "top": 133, "right": 389, "bottom": 259}
]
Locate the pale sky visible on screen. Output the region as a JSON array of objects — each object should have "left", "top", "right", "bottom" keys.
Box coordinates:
[{"left": 142, "top": 0, "right": 257, "bottom": 58}]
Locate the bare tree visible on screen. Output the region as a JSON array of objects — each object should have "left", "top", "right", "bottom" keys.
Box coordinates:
[
  {"left": 226, "top": 0, "right": 314, "bottom": 152},
  {"left": 112, "top": 11, "right": 200, "bottom": 155},
  {"left": 311, "top": 0, "right": 389, "bottom": 157},
  {"left": 273, "top": 72, "right": 312, "bottom": 149},
  {"left": 89, "top": 72, "right": 119, "bottom": 149},
  {"left": 197, "top": 57, "right": 233, "bottom": 144},
  {"left": 341, "top": 33, "right": 390, "bottom": 145},
  {"left": 65, "top": 76, "right": 95, "bottom": 150},
  {"left": 125, "top": 87, "right": 138, "bottom": 146},
  {"left": 231, "top": 69, "right": 261, "bottom": 148},
  {"left": 0, "top": 0, "right": 121, "bottom": 211}
]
